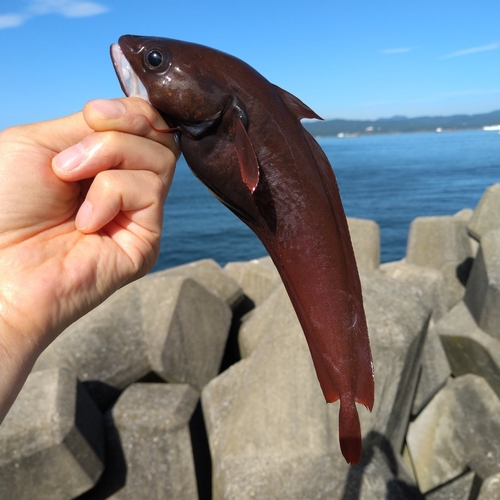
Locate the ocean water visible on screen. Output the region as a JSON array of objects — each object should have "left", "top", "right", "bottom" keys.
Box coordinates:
[{"left": 154, "top": 129, "right": 500, "bottom": 271}]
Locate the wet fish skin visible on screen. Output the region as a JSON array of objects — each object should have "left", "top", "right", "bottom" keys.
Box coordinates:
[{"left": 112, "top": 35, "right": 374, "bottom": 464}]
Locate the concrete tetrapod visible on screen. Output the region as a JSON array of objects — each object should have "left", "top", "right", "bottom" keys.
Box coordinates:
[{"left": 0, "top": 368, "right": 105, "bottom": 500}]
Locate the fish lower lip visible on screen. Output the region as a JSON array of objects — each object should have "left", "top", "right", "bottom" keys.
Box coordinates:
[{"left": 110, "top": 43, "right": 150, "bottom": 103}]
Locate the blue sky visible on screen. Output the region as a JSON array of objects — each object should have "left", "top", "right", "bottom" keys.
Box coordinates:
[{"left": 1, "top": 0, "right": 499, "bottom": 130}]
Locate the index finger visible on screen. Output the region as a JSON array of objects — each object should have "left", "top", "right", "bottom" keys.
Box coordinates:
[{"left": 83, "top": 98, "right": 180, "bottom": 158}]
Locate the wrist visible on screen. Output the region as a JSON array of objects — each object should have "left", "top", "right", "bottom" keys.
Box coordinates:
[{"left": 0, "top": 313, "right": 42, "bottom": 423}]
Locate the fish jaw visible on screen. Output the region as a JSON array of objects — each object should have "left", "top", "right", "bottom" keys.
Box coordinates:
[{"left": 110, "top": 43, "right": 150, "bottom": 103}]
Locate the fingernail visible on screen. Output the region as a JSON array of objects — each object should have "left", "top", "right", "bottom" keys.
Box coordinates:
[
  {"left": 53, "top": 143, "right": 86, "bottom": 171},
  {"left": 89, "top": 99, "right": 126, "bottom": 119},
  {"left": 75, "top": 200, "right": 92, "bottom": 230}
]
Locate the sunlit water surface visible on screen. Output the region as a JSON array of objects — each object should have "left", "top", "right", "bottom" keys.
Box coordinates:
[{"left": 154, "top": 129, "right": 500, "bottom": 271}]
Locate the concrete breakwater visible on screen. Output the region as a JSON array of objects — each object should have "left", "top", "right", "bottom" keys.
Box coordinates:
[{"left": 1, "top": 183, "right": 500, "bottom": 499}]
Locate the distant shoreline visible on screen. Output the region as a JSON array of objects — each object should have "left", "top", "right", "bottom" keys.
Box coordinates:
[{"left": 303, "top": 109, "right": 500, "bottom": 138}]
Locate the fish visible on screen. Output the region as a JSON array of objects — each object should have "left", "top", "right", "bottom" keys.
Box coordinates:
[{"left": 111, "top": 35, "right": 374, "bottom": 464}]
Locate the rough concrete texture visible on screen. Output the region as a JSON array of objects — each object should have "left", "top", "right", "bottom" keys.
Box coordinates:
[
  {"left": 0, "top": 368, "right": 104, "bottom": 500},
  {"left": 237, "top": 282, "right": 297, "bottom": 359},
  {"left": 162, "top": 258, "right": 244, "bottom": 308},
  {"left": 439, "top": 260, "right": 470, "bottom": 310},
  {"left": 468, "top": 183, "right": 500, "bottom": 241},
  {"left": 406, "top": 215, "right": 472, "bottom": 269},
  {"left": 440, "top": 335, "right": 500, "bottom": 399},
  {"left": 464, "top": 229, "right": 500, "bottom": 338},
  {"left": 342, "top": 444, "right": 423, "bottom": 500},
  {"left": 454, "top": 208, "right": 479, "bottom": 256},
  {"left": 407, "top": 374, "right": 500, "bottom": 494},
  {"left": 81, "top": 383, "right": 199, "bottom": 500},
  {"left": 202, "top": 270, "right": 429, "bottom": 499},
  {"left": 33, "top": 282, "right": 150, "bottom": 408},
  {"left": 11, "top": 186, "right": 500, "bottom": 499},
  {"left": 380, "top": 261, "right": 448, "bottom": 323},
  {"left": 478, "top": 473, "right": 500, "bottom": 499},
  {"left": 347, "top": 216, "right": 381, "bottom": 271},
  {"left": 434, "top": 301, "right": 500, "bottom": 399},
  {"left": 203, "top": 285, "right": 347, "bottom": 499},
  {"left": 411, "top": 326, "right": 450, "bottom": 417},
  {"left": 33, "top": 272, "right": 232, "bottom": 407},
  {"left": 454, "top": 208, "right": 474, "bottom": 222},
  {"left": 425, "top": 471, "right": 480, "bottom": 500},
  {"left": 360, "top": 272, "right": 430, "bottom": 454},
  {"left": 138, "top": 275, "right": 232, "bottom": 392},
  {"left": 224, "top": 256, "right": 281, "bottom": 307}
]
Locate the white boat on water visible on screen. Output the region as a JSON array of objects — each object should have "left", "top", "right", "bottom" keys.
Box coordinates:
[
  {"left": 337, "top": 132, "right": 359, "bottom": 138},
  {"left": 483, "top": 125, "right": 500, "bottom": 131}
]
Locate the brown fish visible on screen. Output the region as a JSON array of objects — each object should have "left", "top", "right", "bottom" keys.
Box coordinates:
[{"left": 111, "top": 35, "right": 374, "bottom": 464}]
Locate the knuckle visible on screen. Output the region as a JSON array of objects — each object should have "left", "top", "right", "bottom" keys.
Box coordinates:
[
  {"left": 0, "top": 125, "right": 25, "bottom": 143},
  {"left": 101, "top": 130, "right": 121, "bottom": 146},
  {"left": 95, "top": 170, "right": 116, "bottom": 193},
  {"left": 126, "top": 96, "right": 151, "bottom": 113},
  {"left": 148, "top": 171, "right": 165, "bottom": 197}
]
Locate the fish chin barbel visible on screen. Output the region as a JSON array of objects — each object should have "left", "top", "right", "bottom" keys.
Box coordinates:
[{"left": 111, "top": 35, "right": 374, "bottom": 464}]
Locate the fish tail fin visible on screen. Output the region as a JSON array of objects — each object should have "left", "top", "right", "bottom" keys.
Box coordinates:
[{"left": 338, "top": 396, "right": 362, "bottom": 465}]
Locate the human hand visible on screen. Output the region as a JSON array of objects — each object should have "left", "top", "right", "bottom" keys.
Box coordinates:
[{"left": 0, "top": 98, "right": 178, "bottom": 421}]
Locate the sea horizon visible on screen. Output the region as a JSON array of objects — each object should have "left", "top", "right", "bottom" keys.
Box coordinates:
[{"left": 153, "top": 128, "right": 500, "bottom": 272}]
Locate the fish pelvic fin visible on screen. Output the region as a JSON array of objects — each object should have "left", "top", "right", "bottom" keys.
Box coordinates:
[
  {"left": 231, "top": 113, "right": 260, "bottom": 193},
  {"left": 339, "top": 396, "right": 362, "bottom": 465}
]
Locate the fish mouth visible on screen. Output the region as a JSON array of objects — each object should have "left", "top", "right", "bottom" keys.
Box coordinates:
[{"left": 110, "top": 43, "right": 150, "bottom": 103}]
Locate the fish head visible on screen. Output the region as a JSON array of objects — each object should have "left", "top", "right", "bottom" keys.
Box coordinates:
[{"left": 111, "top": 35, "right": 235, "bottom": 136}]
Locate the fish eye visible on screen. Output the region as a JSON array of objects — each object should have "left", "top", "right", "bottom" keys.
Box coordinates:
[{"left": 146, "top": 50, "right": 163, "bottom": 69}]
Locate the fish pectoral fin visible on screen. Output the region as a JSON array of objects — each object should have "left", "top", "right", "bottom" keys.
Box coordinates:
[
  {"left": 232, "top": 115, "right": 260, "bottom": 193},
  {"left": 274, "top": 85, "right": 323, "bottom": 121}
]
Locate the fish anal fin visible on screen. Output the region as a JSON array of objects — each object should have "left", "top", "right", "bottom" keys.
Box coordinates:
[
  {"left": 302, "top": 128, "right": 376, "bottom": 413},
  {"left": 339, "top": 397, "right": 362, "bottom": 464},
  {"left": 356, "top": 359, "right": 375, "bottom": 412},
  {"left": 274, "top": 85, "right": 323, "bottom": 121},
  {"left": 232, "top": 116, "right": 260, "bottom": 193},
  {"left": 315, "top": 352, "right": 340, "bottom": 403}
]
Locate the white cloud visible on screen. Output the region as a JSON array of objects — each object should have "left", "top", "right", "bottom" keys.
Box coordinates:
[
  {"left": 29, "top": 0, "right": 109, "bottom": 17},
  {"left": 0, "top": 14, "right": 27, "bottom": 28},
  {"left": 380, "top": 47, "right": 413, "bottom": 54},
  {"left": 440, "top": 43, "right": 500, "bottom": 59},
  {"left": 60, "top": 2, "right": 109, "bottom": 17},
  {"left": 0, "top": 0, "right": 108, "bottom": 29}
]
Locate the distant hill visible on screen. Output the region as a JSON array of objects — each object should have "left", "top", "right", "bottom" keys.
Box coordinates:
[{"left": 303, "top": 110, "right": 500, "bottom": 137}]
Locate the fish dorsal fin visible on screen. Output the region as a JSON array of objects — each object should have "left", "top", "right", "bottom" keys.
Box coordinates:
[
  {"left": 232, "top": 114, "right": 260, "bottom": 193},
  {"left": 274, "top": 85, "right": 323, "bottom": 121}
]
